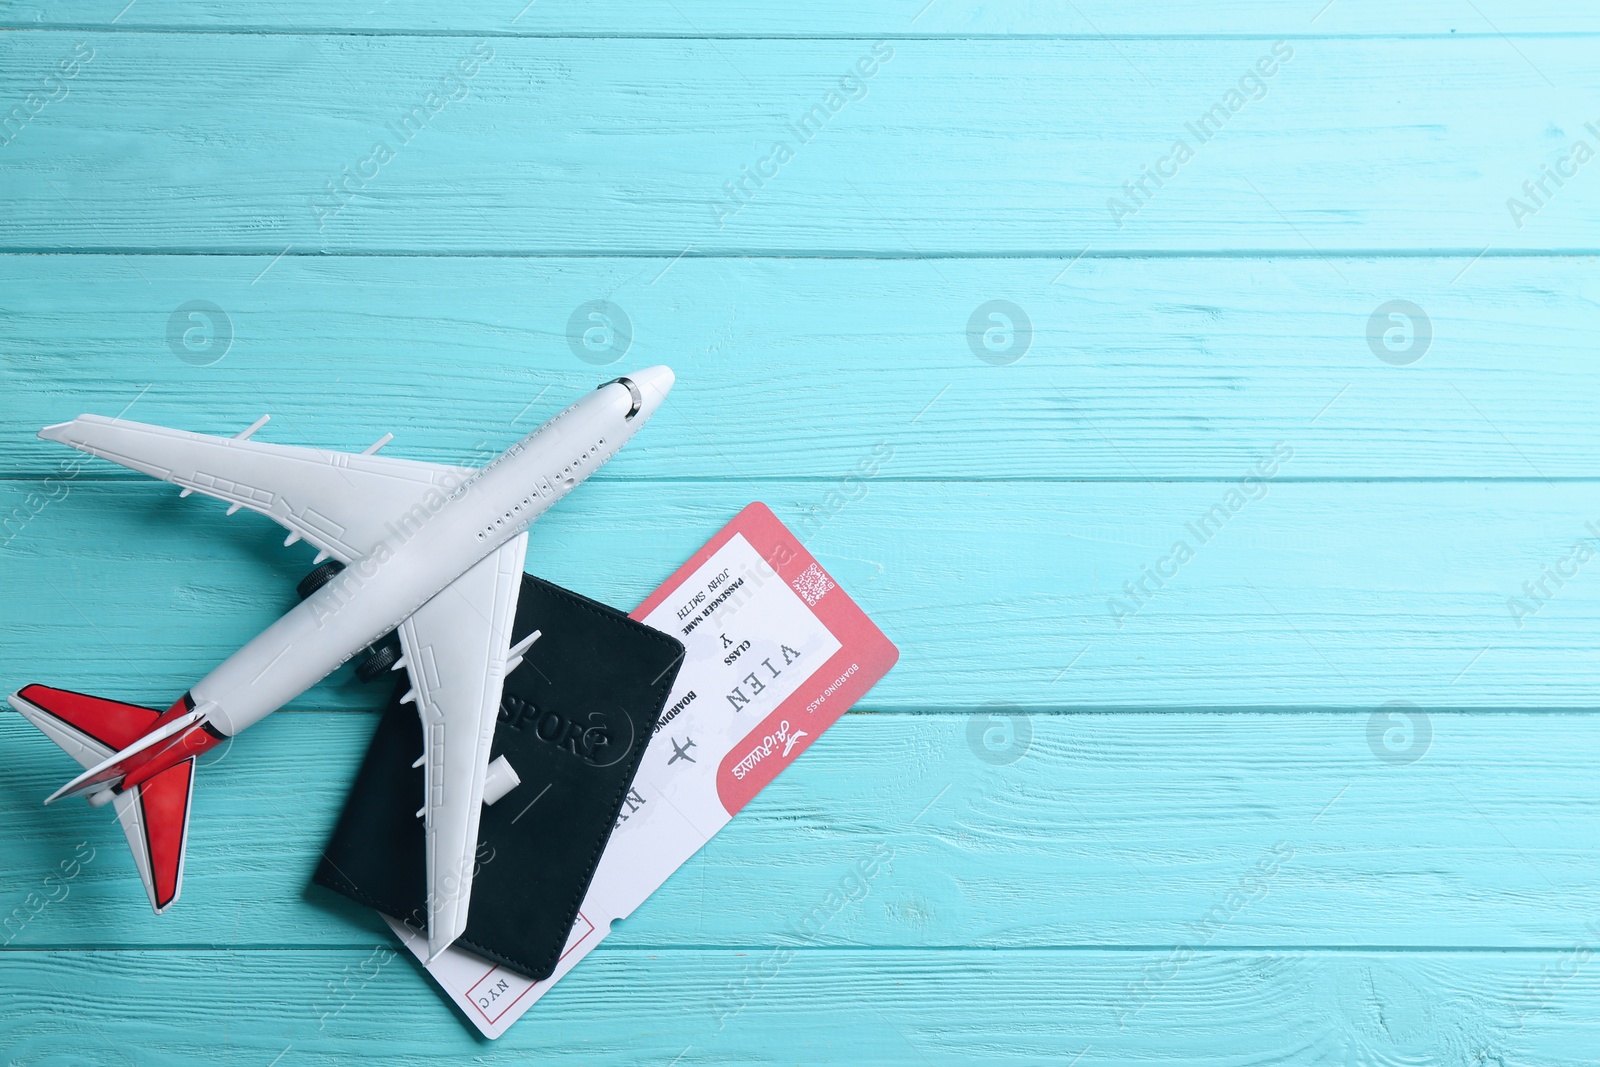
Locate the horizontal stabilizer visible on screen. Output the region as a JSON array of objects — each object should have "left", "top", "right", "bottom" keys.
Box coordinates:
[
  {"left": 111, "top": 758, "right": 196, "bottom": 913},
  {"left": 11, "top": 684, "right": 162, "bottom": 760},
  {"left": 10, "top": 684, "right": 200, "bottom": 914}
]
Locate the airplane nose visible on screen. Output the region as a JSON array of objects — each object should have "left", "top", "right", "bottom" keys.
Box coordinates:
[
  {"left": 626, "top": 365, "right": 673, "bottom": 423},
  {"left": 598, "top": 365, "right": 673, "bottom": 423},
  {"left": 633, "top": 365, "right": 674, "bottom": 404}
]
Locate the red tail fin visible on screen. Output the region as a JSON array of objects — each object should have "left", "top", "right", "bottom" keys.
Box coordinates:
[
  {"left": 114, "top": 758, "right": 195, "bottom": 912},
  {"left": 11, "top": 685, "right": 199, "bottom": 913},
  {"left": 12, "top": 683, "right": 161, "bottom": 753}
]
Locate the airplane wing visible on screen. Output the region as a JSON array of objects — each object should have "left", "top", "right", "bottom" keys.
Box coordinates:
[
  {"left": 396, "top": 531, "right": 528, "bottom": 961},
  {"left": 39, "top": 414, "right": 473, "bottom": 565}
]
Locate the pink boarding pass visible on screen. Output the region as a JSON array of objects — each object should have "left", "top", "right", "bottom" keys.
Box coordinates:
[{"left": 388, "top": 502, "right": 899, "bottom": 1037}]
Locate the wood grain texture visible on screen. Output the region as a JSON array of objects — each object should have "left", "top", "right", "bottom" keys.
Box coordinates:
[
  {"left": 5, "top": 479, "right": 1599, "bottom": 711},
  {"left": 4, "top": 0, "right": 1598, "bottom": 35},
  {"left": 2, "top": 33, "right": 1596, "bottom": 253},
  {"left": 4, "top": 3, "right": 1597, "bottom": 1058},
  {"left": 2, "top": 254, "right": 1595, "bottom": 480},
  {"left": 2, "top": 709, "right": 1597, "bottom": 951},
  {"left": 4, "top": 947, "right": 1599, "bottom": 1065}
]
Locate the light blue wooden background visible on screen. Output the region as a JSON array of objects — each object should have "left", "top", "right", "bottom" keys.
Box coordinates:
[{"left": 4, "top": 2, "right": 1600, "bottom": 1063}]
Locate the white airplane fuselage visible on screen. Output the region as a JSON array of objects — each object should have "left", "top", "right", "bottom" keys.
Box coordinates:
[{"left": 194, "top": 368, "right": 672, "bottom": 737}]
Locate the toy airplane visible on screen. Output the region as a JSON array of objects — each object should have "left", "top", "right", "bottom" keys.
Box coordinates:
[{"left": 9, "top": 367, "right": 674, "bottom": 960}]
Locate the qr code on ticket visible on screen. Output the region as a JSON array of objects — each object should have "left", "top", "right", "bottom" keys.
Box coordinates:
[{"left": 791, "top": 562, "right": 834, "bottom": 606}]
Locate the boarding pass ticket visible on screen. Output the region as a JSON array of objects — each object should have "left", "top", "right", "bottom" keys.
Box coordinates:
[{"left": 388, "top": 502, "right": 899, "bottom": 1037}]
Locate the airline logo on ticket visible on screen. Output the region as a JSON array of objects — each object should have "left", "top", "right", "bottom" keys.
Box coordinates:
[{"left": 388, "top": 501, "right": 898, "bottom": 1037}]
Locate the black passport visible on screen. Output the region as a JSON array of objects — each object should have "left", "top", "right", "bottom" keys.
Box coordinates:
[{"left": 314, "top": 574, "right": 683, "bottom": 980}]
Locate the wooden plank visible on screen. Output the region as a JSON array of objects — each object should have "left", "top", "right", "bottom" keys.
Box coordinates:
[
  {"left": 3, "top": 254, "right": 1596, "bottom": 480},
  {"left": 5, "top": 479, "right": 1599, "bottom": 710},
  {"left": 3, "top": 946, "right": 1598, "bottom": 1063},
  {"left": 3, "top": 709, "right": 1598, "bottom": 950},
  {"left": 0, "top": 710, "right": 369, "bottom": 949},
  {"left": 2, "top": 34, "right": 1595, "bottom": 253},
  {"left": 5, "top": 0, "right": 1598, "bottom": 36}
]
